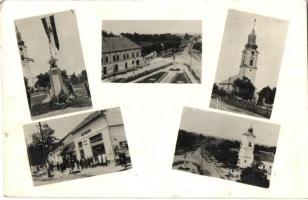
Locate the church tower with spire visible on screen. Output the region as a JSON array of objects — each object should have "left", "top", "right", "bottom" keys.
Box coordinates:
[
  {"left": 237, "top": 126, "right": 256, "bottom": 168},
  {"left": 238, "top": 19, "right": 259, "bottom": 86},
  {"left": 15, "top": 24, "right": 36, "bottom": 88}
]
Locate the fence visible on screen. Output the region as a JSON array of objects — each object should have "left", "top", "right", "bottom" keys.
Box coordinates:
[{"left": 220, "top": 97, "right": 272, "bottom": 118}]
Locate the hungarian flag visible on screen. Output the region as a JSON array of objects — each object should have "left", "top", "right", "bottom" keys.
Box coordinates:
[{"left": 41, "top": 15, "right": 60, "bottom": 50}]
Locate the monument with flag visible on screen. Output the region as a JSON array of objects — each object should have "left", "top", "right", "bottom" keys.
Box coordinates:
[{"left": 41, "top": 15, "right": 67, "bottom": 100}]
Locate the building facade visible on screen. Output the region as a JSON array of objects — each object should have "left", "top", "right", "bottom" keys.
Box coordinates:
[
  {"left": 102, "top": 36, "right": 142, "bottom": 78},
  {"left": 70, "top": 109, "right": 129, "bottom": 164},
  {"left": 237, "top": 126, "right": 256, "bottom": 168}
]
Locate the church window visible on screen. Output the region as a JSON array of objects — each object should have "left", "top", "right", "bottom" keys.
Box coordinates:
[
  {"left": 244, "top": 160, "right": 247, "bottom": 163},
  {"left": 251, "top": 51, "right": 254, "bottom": 56},
  {"left": 21, "top": 55, "right": 24, "bottom": 61},
  {"left": 250, "top": 59, "right": 253, "bottom": 66},
  {"left": 19, "top": 47, "right": 23, "bottom": 51},
  {"left": 249, "top": 142, "right": 252, "bottom": 147}
]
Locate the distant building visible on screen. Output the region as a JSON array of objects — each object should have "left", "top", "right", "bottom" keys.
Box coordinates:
[
  {"left": 237, "top": 126, "right": 256, "bottom": 168},
  {"left": 102, "top": 36, "right": 142, "bottom": 78}
]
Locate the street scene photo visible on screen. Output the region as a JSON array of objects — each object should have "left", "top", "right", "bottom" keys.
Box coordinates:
[
  {"left": 23, "top": 107, "right": 131, "bottom": 186},
  {"left": 101, "top": 20, "right": 202, "bottom": 83},
  {"left": 210, "top": 10, "right": 288, "bottom": 118},
  {"left": 15, "top": 10, "right": 92, "bottom": 120},
  {"left": 173, "top": 107, "right": 280, "bottom": 188}
]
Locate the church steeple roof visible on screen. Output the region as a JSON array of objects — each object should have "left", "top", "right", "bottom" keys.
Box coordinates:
[
  {"left": 243, "top": 125, "right": 256, "bottom": 138},
  {"left": 245, "top": 19, "right": 258, "bottom": 49}
]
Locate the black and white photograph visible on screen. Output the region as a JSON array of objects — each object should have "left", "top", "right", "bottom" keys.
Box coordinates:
[
  {"left": 23, "top": 107, "right": 131, "bottom": 186},
  {"left": 173, "top": 107, "right": 280, "bottom": 188},
  {"left": 210, "top": 10, "right": 288, "bottom": 118},
  {"left": 15, "top": 10, "right": 92, "bottom": 120},
  {"left": 101, "top": 20, "right": 202, "bottom": 83}
]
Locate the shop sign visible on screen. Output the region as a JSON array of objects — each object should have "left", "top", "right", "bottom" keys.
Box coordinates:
[{"left": 81, "top": 129, "right": 91, "bottom": 137}]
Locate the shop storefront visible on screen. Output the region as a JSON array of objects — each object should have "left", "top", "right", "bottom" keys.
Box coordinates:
[{"left": 69, "top": 109, "right": 129, "bottom": 164}]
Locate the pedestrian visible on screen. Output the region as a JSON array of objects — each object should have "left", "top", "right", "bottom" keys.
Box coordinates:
[
  {"left": 98, "top": 154, "right": 102, "bottom": 166},
  {"left": 69, "top": 159, "right": 74, "bottom": 174},
  {"left": 102, "top": 153, "right": 107, "bottom": 166},
  {"left": 84, "top": 80, "right": 91, "bottom": 98},
  {"left": 80, "top": 158, "right": 84, "bottom": 170}
]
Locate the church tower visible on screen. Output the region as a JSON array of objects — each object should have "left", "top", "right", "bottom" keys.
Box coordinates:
[
  {"left": 239, "top": 19, "right": 259, "bottom": 86},
  {"left": 237, "top": 126, "right": 256, "bottom": 168},
  {"left": 15, "top": 25, "right": 36, "bottom": 88}
]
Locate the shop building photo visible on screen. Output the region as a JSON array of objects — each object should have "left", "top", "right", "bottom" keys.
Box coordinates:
[
  {"left": 15, "top": 10, "right": 92, "bottom": 120},
  {"left": 101, "top": 20, "right": 202, "bottom": 83},
  {"left": 172, "top": 107, "right": 280, "bottom": 188},
  {"left": 210, "top": 10, "right": 288, "bottom": 119},
  {"left": 23, "top": 107, "right": 131, "bottom": 186}
]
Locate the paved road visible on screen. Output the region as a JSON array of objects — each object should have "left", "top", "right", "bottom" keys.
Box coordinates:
[{"left": 210, "top": 97, "right": 266, "bottom": 118}]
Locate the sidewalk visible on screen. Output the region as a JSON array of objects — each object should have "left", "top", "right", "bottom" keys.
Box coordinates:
[{"left": 33, "top": 164, "right": 132, "bottom": 186}]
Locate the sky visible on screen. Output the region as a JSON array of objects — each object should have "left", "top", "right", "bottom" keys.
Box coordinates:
[
  {"left": 15, "top": 10, "right": 86, "bottom": 77},
  {"left": 24, "top": 112, "right": 89, "bottom": 145},
  {"left": 179, "top": 107, "right": 280, "bottom": 147},
  {"left": 214, "top": 9, "right": 288, "bottom": 90},
  {"left": 102, "top": 20, "right": 202, "bottom": 35}
]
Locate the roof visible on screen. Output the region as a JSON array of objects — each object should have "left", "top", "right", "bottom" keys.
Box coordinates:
[
  {"left": 219, "top": 74, "right": 239, "bottom": 85},
  {"left": 257, "top": 150, "right": 275, "bottom": 162},
  {"left": 243, "top": 127, "right": 256, "bottom": 138},
  {"left": 102, "top": 36, "right": 141, "bottom": 53},
  {"left": 70, "top": 111, "right": 103, "bottom": 135}
]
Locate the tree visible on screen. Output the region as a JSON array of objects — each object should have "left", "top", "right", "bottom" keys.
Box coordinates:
[
  {"left": 184, "top": 33, "right": 191, "bottom": 40},
  {"left": 212, "top": 83, "right": 219, "bottom": 95},
  {"left": 233, "top": 77, "right": 255, "bottom": 100},
  {"left": 61, "top": 70, "right": 68, "bottom": 81},
  {"left": 102, "top": 30, "right": 115, "bottom": 37},
  {"left": 35, "top": 72, "right": 50, "bottom": 88},
  {"left": 257, "top": 86, "right": 276, "bottom": 105},
  {"left": 239, "top": 164, "right": 270, "bottom": 188},
  {"left": 31, "top": 123, "right": 60, "bottom": 163},
  {"left": 70, "top": 72, "right": 78, "bottom": 84}
]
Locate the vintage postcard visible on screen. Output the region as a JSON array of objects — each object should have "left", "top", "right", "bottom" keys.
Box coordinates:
[
  {"left": 15, "top": 10, "right": 92, "bottom": 120},
  {"left": 23, "top": 107, "right": 131, "bottom": 186},
  {"left": 210, "top": 10, "right": 288, "bottom": 119},
  {"left": 101, "top": 20, "right": 202, "bottom": 83},
  {"left": 173, "top": 107, "right": 280, "bottom": 188}
]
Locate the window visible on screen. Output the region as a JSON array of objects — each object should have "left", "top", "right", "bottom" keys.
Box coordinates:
[
  {"left": 78, "top": 141, "right": 83, "bottom": 148},
  {"left": 251, "top": 51, "right": 255, "bottom": 56},
  {"left": 123, "top": 54, "right": 126, "bottom": 60},
  {"left": 103, "top": 67, "right": 107, "bottom": 75},
  {"left": 21, "top": 55, "right": 24, "bottom": 61},
  {"left": 117, "top": 55, "right": 120, "bottom": 61},
  {"left": 105, "top": 56, "right": 108, "bottom": 63},
  {"left": 132, "top": 52, "right": 135, "bottom": 58},
  {"left": 250, "top": 59, "right": 253, "bottom": 66},
  {"left": 127, "top": 53, "right": 129, "bottom": 59},
  {"left": 249, "top": 142, "right": 252, "bottom": 147},
  {"left": 114, "top": 64, "right": 118, "bottom": 72},
  {"left": 136, "top": 52, "right": 139, "bottom": 57},
  {"left": 132, "top": 60, "right": 134, "bottom": 65},
  {"left": 113, "top": 55, "right": 116, "bottom": 62},
  {"left": 244, "top": 160, "right": 247, "bottom": 163},
  {"left": 125, "top": 62, "right": 128, "bottom": 69},
  {"left": 89, "top": 133, "right": 103, "bottom": 144}
]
